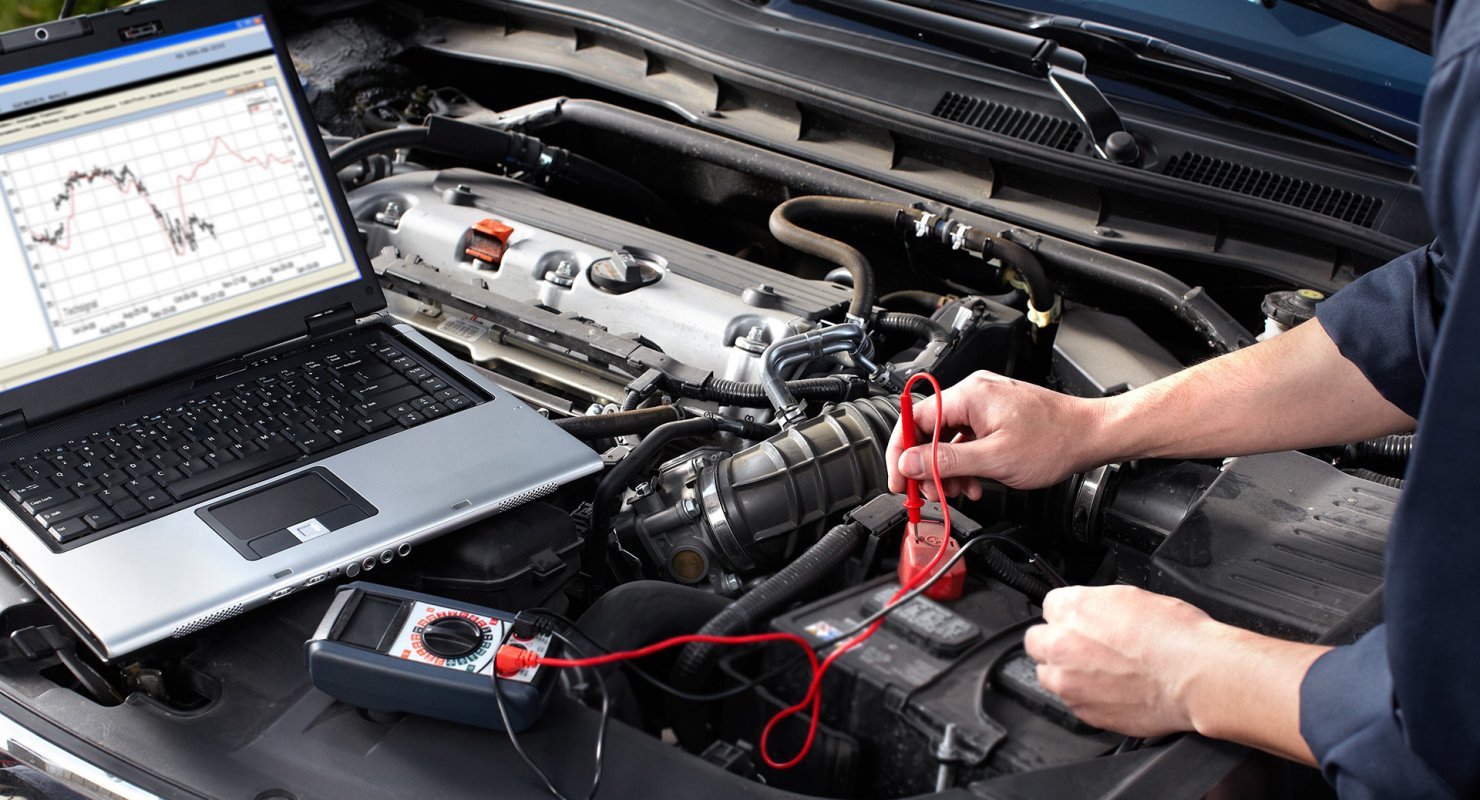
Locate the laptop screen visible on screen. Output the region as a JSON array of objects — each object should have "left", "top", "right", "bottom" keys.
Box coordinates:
[{"left": 0, "top": 15, "right": 361, "bottom": 394}]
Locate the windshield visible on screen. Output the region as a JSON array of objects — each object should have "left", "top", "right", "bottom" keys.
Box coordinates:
[{"left": 1003, "top": 0, "right": 1430, "bottom": 121}]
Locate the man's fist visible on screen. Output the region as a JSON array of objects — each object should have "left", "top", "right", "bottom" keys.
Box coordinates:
[
  {"left": 886, "top": 370, "right": 1109, "bottom": 498},
  {"left": 1023, "top": 585, "right": 1229, "bottom": 737}
]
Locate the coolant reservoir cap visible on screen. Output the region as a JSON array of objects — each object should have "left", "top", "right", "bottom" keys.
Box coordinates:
[
  {"left": 1261, "top": 288, "right": 1325, "bottom": 328},
  {"left": 589, "top": 246, "right": 663, "bottom": 294}
]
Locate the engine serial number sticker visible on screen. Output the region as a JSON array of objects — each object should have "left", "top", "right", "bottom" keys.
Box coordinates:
[{"left": 437, "top": 317, "right": 489, "bottom": 342}]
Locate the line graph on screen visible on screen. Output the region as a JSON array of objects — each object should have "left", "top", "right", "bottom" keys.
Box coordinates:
[{"left": 0, "top": 83, "right": 342, "bottom": 349}]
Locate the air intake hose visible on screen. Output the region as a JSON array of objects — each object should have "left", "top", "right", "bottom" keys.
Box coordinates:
[{"left": 621, "top": 396, "right": 900, "bottom": 593}]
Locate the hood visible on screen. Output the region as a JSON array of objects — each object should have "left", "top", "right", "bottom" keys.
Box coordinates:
[{"left": 1281, "top": 0, "right": 1435, "bottom": 53}]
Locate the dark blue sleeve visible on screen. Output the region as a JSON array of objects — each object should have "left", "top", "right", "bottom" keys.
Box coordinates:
[
  {"left": 1299, "top": 626, "right": 1456, "bottom": 799},
  {"left": 1380, "top": 14, "right": 1480, "bottom": 797},
  {"left": 1315, "top": 243, "right": 1451, "bottom": 419}
]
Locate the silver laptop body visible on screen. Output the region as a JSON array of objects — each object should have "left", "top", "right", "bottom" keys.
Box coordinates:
[{"left": 0, "top": 1, "right": 601, "bottom": 659}]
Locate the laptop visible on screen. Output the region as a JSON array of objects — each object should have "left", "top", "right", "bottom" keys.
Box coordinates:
[{"left": 0, "top": 0, "right": 602, "bottom": 660}]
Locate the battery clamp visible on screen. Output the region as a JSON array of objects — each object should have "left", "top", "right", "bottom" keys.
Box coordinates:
[{"left": 306, "top": 582, "right": 556, "bottom": 732}]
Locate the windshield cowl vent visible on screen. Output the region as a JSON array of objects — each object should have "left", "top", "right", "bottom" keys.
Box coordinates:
[
  {"left": 1162, "top": 152, "right": 1382, "bottom": 227},
  {"left": 932, "top": 91, "right": 1084, "bottom": 153}
]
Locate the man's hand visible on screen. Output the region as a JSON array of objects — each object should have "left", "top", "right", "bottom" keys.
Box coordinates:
[
  {"left": 1024, "top": 585, "right": 1327, "bottom": 764},
  {"left": 886, "top": 322, "right": 1414, "bottom": 503},
  {"left": 1024, "top": 585, "right": 1214, "bottom": 737},
  {"left": 886, "top": 370, "right": 1108, "bottom": 498}
]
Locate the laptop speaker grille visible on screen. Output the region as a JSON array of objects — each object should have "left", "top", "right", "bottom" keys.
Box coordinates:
[
  {"left": 171, "top": 603, "right": 244, "bottom": 638},
  {"left": 931, "top": 91, "right": 1084, "bottom": 152},
  {"left": 494, "top": 482, "right": 558, "bottom": 514},
  {"left": 1162, "top": 151, "right": 1382, "bottom": 227}
]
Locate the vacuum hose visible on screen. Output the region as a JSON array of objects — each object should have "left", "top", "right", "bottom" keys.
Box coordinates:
[{"left": 769, "top": 196, "right": 893, "bottom": 320}]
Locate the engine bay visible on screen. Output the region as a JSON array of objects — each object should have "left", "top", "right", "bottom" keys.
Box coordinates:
[{"left": 0, "top": 5, "right": 1415, "bottom": 799}]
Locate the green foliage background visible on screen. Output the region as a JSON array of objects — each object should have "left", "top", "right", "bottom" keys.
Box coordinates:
[{"left": 1, "top": 1, "right": 129, "bottom": 33}]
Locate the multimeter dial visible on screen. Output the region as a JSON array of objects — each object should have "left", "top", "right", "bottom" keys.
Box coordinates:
[{"left": 403, "top": 608, "right": 497, "bottom": 669}]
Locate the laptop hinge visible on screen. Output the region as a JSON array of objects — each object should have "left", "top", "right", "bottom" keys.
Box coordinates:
[
  {"left": 305, "top": 304, "right": 358, "bottom": 339},
  {"left": 0, "top": 410, "right": 26, "bottom": 442}
]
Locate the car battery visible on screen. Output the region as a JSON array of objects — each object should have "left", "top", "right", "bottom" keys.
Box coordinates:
[{"left": 749, "top": 574, "right": 1120, "bottom": 797}]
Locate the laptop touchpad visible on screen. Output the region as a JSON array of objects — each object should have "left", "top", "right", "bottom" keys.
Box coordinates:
[{"left": 198, "top": 468, "right": 378, "bottom": 560}]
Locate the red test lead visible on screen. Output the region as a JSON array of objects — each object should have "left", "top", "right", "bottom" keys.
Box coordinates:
[
  {"left": 898, "top": 390, "right": 924, "bottom": 527},
  {"left": 496, "top": 375, "right": 962, "bottom": 771},
  {"left": 896, "top": 374, "right": 966, "bottom": 601}
]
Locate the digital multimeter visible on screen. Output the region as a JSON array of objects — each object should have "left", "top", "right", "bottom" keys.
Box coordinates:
[{"left": 306, "top": 582, "right": 556, "bottom": 732}]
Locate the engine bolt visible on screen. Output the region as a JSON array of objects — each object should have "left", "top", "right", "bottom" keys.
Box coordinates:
[
  {"left": 681, "top": 497, "right": 700, "bottom": 519},
  {"left": 545, "top": 259, "right": 578, "bottom": 287},
  {"left": 736, "top": 325, "right": 768, "bottom": 354},
  {"left": 374, "top": 201, "right": 403, "bottom": 226}
]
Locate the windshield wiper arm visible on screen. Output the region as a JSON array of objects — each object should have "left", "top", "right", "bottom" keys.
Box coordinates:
[
  {"left": 833, "top": 0, "right": 1417, "bottom": 159},
  {"left": 801, "top": 0, "right": 1142, "bottom": 163},
  {"left": 1034, "top": 16, "right": 1418, "bottom": 158}
]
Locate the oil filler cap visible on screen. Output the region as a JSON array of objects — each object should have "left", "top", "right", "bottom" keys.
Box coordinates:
[
  {"left": 465, "top": 218, "right": 514, "bottom": 268},
  {"left": 589, "top": 246, "right": 663, "bottom": 293}
]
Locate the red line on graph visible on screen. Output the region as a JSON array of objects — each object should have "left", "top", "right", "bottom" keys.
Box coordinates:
[{"left": 32, "top": 136, "right": 293, "bottom": 256}]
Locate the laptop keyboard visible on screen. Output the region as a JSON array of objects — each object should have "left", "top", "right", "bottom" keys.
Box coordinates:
[{"left": 0, "top": 332, "right": 479, "bottom": 548}]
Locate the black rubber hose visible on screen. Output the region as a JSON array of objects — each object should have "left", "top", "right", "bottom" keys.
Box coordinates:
[
  {"left": 874, "top": 311, "right": 951, "bottom": 345},
  {"left": 880, "top": 290, "right": 947, "bottom": 312},
  {"left": 770, "top": 196, "right": 900, "bottom": 320},
  {"left": 328, "top": 126, "right": 430, "bottom": 173},
  {"left": 985, "top": 235, "right": 1055, "bottom": 316},
  {"left": 553, "top": 406, "right": 684, "bottom": 440},
  {"left": 689, "top": 376, "right": 857, "bottom": 406},
  {"left": 584, "top": 418, "right": 721, "bottom": 585},
  {"left": 1352, "top": 433, "right": 1414, "bottom": 463},
  {"left": 1002, "top": 230, "right": 1254, "bottom": 353},
  {"left": 1346, "top": 468, "right": 1405, "bottom": 489},
  {"left": 669, "top": 520, "right": 870, "bottom": 748},
  {"left": 540, "top": 100, "right": 1252, "bottom": 354}
]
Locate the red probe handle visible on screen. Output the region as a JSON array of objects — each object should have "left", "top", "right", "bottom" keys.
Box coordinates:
[{"left": 899, "top": 392, "right": 923, "bottom": 525}]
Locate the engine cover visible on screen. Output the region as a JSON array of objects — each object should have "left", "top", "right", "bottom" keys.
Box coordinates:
[{"left": 348, "top": 169, "right": 853, "bottom": 406}]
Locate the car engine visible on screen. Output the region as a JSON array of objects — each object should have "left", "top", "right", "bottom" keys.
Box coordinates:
[
  {"left": 301, "top": 82, "right": 1396, "bottom": 796},
  {"left": 0, "top": 6, "right": 1416, "bottom": 799}
]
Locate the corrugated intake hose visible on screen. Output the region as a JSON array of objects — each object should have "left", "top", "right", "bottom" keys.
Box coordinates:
[
  {"left": 1351, "top": 433, "right": 1414, "bottom": 463},
  {"left": 668, "top": 519, "right": 871, "bottom": 749},
  {"left": 1345, "top": 468, "right": 1405, "bottom": 489},
  {"left": 770, "top": 196, "right": 900, "bottom": 320}
]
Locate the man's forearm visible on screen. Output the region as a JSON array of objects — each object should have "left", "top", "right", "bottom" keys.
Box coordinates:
[
  {"left": 1091, "top": 319, "right": 1415, "bottom": 464},
  {"left": 1025, "top": 586, "right": 1328, "bottom": 765},
  {"left": 1181, "top": 622, "right": 1328, "bottom": 766}
]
